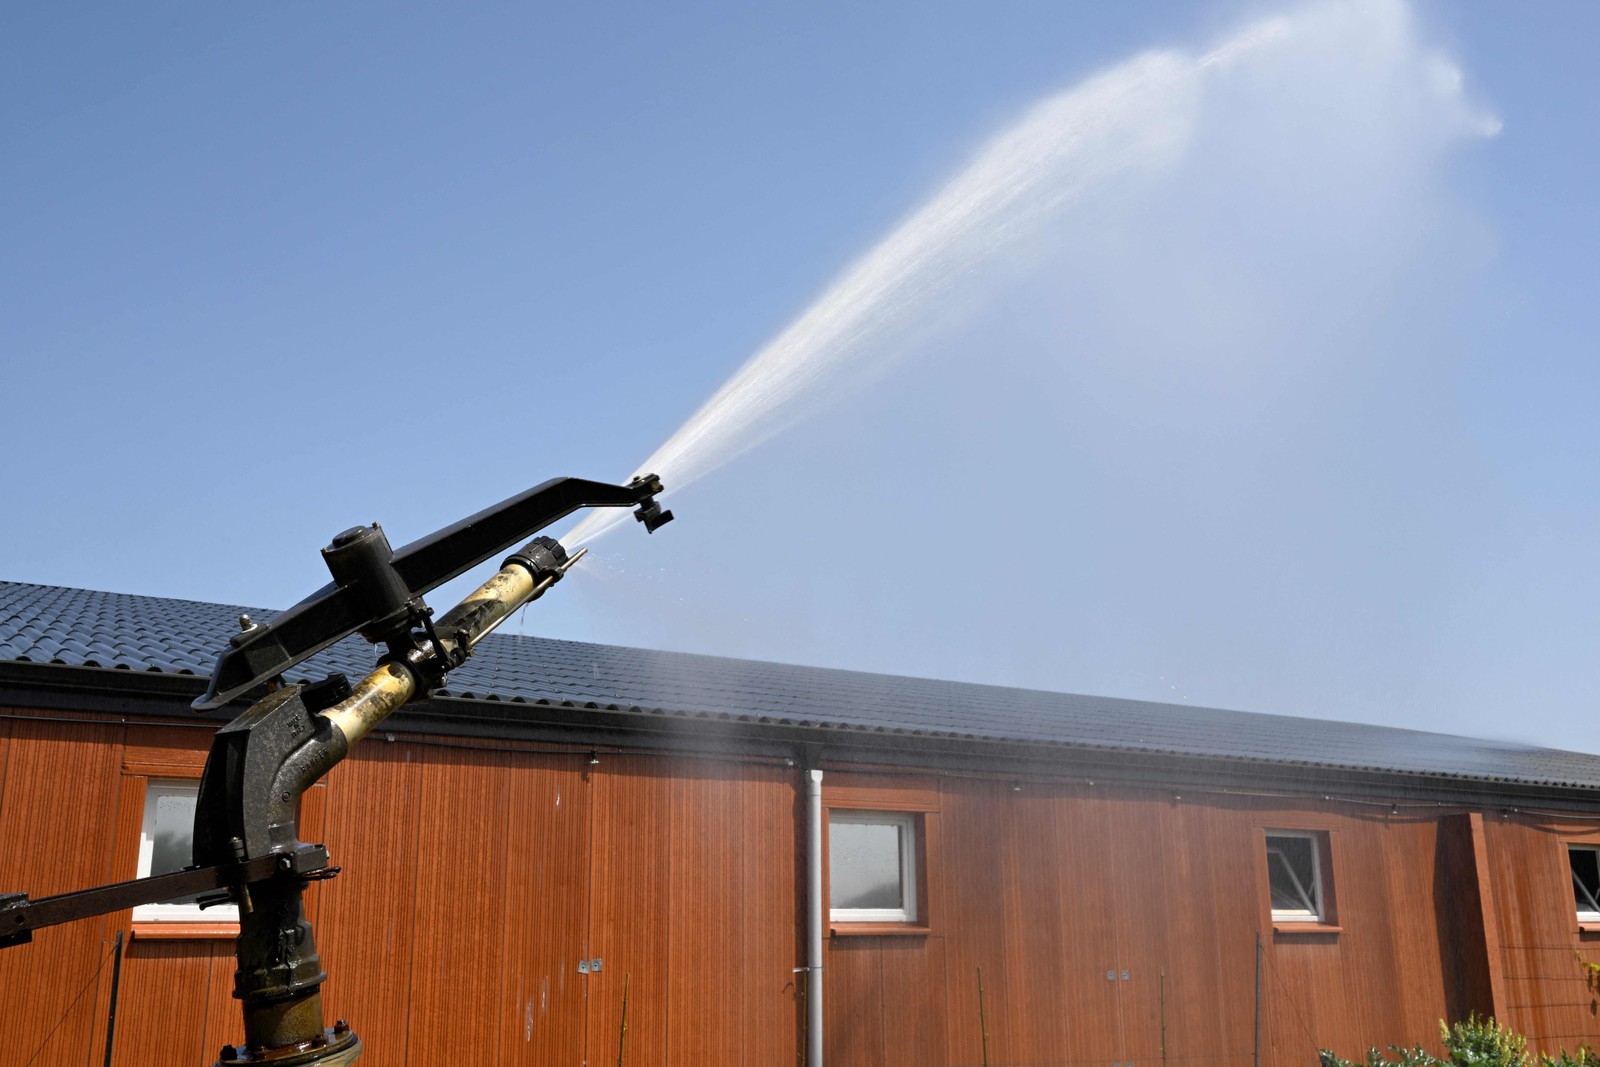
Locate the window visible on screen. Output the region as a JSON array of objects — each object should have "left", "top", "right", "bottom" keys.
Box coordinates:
[
  {"left": 1266, "top": 832, "right": 1325, "bottom": 923},
  {"left": 1570, "top": 846, "right": 1600, "bottom": 923},
  {"left": 822, "top": 775, "right": 938, "bottom": 934},
  {"left": 133, "top": 779, "right": 237, "bottom": 924},
  {"left": 829, "top": 811, "right": 918, "bottom": 924}
]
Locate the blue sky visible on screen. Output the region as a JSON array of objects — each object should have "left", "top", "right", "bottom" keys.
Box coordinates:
[{"left": 3, "top": 2, "right": 1597, "bottom": 752}]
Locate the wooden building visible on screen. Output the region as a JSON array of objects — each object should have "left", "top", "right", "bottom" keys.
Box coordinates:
[{"left": 3, "top": 578, "right": 1600, "bottom": 1066}]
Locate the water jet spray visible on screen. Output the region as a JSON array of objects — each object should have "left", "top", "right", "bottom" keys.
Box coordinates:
[{"left": 562, "top": 14, "right": 1304, "bottom": 553}]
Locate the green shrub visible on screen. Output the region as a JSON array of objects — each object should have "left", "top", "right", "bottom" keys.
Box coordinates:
[
  {"left": 1441, "top": 1014, "right": 1527, "bottom": 1067},
  {"left": 1535, "top": 1050, "right": 1600, "bottom": 1067},
  {"left": 1319, "top": 1016, "right": 1596, "bottom": 1067},
  {"left": 1319, "top": 1045, "right": 1439, "bottom": 1067}
]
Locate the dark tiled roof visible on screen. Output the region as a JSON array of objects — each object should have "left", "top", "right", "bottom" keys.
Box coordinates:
[{"left": 3, "top": 580, "right": 1599, "bottom": 790}]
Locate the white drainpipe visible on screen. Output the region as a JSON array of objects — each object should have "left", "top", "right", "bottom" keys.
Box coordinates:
[{"left": 806, "top": 767, "right": 824, "bottom": 1067}]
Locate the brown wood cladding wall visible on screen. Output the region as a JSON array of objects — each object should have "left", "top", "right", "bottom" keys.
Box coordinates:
[
  {"left": 3, "top": 708, "right": 1600, "bottom": 1066},
  {"left": 0, "top": 712, "right": 800, "bottom": 1066},
  {"left": 1483, "top": 814, "right": 1600, "bottom": 1051},
  {"left": 821, "top": 773, "right": 1600, "bottom": 1067}
]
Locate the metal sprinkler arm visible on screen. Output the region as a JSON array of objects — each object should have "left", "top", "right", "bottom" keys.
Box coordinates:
[{"left": 194, "top": 474, "right": 670, "bottom": 710}]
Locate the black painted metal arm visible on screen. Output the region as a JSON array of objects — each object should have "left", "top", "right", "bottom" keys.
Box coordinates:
[
  {"left": 0, "top": 852, "right": 327, "bottom": 948},
  {"left": 194, "top": 474, "right": 669, "bottom": 710},
  {"left": 389, "top": 475, "right": 660, "bottom": 590}
]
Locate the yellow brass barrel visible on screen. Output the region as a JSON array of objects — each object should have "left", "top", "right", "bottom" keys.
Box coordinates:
[
  {"left": 433, "top": 545, "right": 586, "bottom": 652},
  {"left": 319, "top": 662, "right": 416, "bottom": 748},
  {"left": 433, "top": 564, "right": 538, "bottom": 649},
  {"left": 317, "top": 546, "right": 584, "bottom": 747}
]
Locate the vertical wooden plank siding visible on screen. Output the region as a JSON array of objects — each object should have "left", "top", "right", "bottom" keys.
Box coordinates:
[
  {"left": 298, "top": 781, "right": 329, "bottom": 929},
  {"left": 826, "top": 938, "right": 887, "bottom": 1067},
  {"left": 1432, "top": 813, "right": 1502, "bottom": 1022},
  {"left": 587, "top": 756, "right": 672, "bottom": 1066},
  {"left": 741, "top": 765, "right": 802, "bottom": 1066},
  {"left": 938, "top": 777, "right": 1010, "bottom": 1066},
  {"left": 998, "top": 783, "right": 1071, "bottom": 1064},
  {"left": 1155, "top": 797, "right": 1254, "bottom": 1066},
  {"left": 198, "top": 940, "right": 248, "bottom": 1062},
  {"left": 315, "top": 743, "right": 425, "bottom": 1067},
  {"left": 882, "top": 936, "right": 948, "bottom": 1067},
  {"left": 110, "top": 941, "right": 220, "bottom": 1067},
  {"left": 1106, "top": 786, "right": 1178, "bottom": 1065},
  {"left": 8, "top": 708, "right": 1600, "bottom": 1065},
  {"left": 1053, "top": 785, "right": 1124, "bottom": 1067},
  {"left": 499, "top": 755, "right": 591, "bottom": 1066},
  {"left": 1381, "top": 820, "right": 1448, "bottom": 1041},
  {"left": 84, "top": 765, "right": 147, "bottom": 1067},
  {"left": 0, "top": 718, "right": 124, "bottom": 1067},
  {"left": 665, "top": 762, "right": 743, "bottom": 1063},
  {"left": 404, "top": 748, "right": 510, "bottom": 1065},
  {"left": 1483, "top": 813, "right": 1600, "bottom": 1054},
  {"left": 137, "top": 944, "right": 234, "bottom": 1067},
  {"left": 820, "top": 775, "right": 1589, "bottom": 1067},
  {"left": 1466, "top": 812, "right": 1509, "bottom": 1019}
]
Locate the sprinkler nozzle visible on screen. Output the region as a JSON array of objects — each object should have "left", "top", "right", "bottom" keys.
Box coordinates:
[
  {"left": 624, "top": 473, "right": 673, "bottom": 533},
  {"left": 634, "top": 499, "right": 673, "bottom": 534}
]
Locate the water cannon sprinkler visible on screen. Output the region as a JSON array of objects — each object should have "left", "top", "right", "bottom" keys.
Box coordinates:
[{"left": 0, "top": 473, "right": 672, "bottom": 1067}]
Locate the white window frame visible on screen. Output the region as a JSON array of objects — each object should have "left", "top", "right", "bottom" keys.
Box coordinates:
[
  {"left": 829, "top": 810, "right": 919, "bottom": 924},
  {"left": 1570, "top": 845, "right": 1600, "bottom": 923},
  {"left": 1266, "top": 831, "right": 1325, "bottom": 923},
  {"left": 132, "top": 779, "right": 237, "bottom": 925}
]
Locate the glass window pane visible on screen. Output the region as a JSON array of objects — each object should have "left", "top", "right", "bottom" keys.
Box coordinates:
[
  {"left": 151, "top": 790, "right": 201, "bottom": 905},
  {"left": 830, "top": 820, "right": 904, "bottom": 911},
  {"left": 151, "top": 793, "right": 196, "bottom": 876},
  {"left": 1571, "top": 848, "right": 1600, "bottom": 916},
  {"left": 1266, "top": 835, "right": 1318, "bottom": 916},
  {"left": 135, "top": 780, "right": 236, "bottom": 922}
]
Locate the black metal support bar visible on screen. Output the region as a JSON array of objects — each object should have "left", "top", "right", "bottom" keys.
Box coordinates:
[
  {"left": 0, "top": 853, "right": 300, "bottom": 946},
  {"left": 103, "top": 930, "right": 124, "bottom": 1067},
  {"left": 1254, "top": 931, "right": 1263, "bottom": 1067},
  {"left": 389, "top": 475, "right": 661, "bottom": 591}
]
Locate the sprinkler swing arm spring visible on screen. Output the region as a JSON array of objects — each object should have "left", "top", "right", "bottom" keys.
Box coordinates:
[{"left": 0, "top": 473, "right": 672, "bottom": 1067}]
